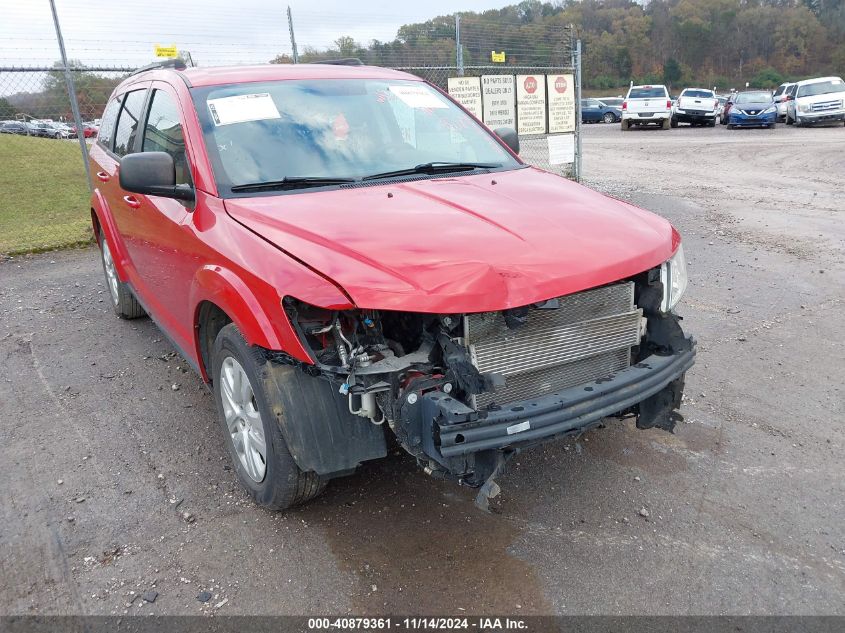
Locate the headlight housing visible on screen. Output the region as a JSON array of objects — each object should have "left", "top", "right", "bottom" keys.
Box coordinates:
[
  {"left": 763, "top": 106, "right": 776, "bottom": 114},
  {"left": 799, "top": 103, "right": 811, "bottom": 113},
  {"left": 660, "top": 243, "right": 688, "bottom": 312}
]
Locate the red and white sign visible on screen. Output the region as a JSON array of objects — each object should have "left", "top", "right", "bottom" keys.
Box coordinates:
[
  {"left": 516, "top": 74, "right": 546, "bottom": 135},
  {"left": 547, "top": 74, "right": 575, "bottom": 133},
  {"left": 554, "top": 76, "right": 568, "bottom": 94}
]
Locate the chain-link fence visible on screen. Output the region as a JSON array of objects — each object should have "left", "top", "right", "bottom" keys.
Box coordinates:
[{"left": 0, "top": 3, "right": 580, "bottom": 257}]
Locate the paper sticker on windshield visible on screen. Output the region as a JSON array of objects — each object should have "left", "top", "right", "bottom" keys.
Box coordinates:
[
  {"left": 388, "top": 85, "right": 447, "bottom": 109},
  {"left": 207, "top": 93, "right": 280, "bottom": 126}
]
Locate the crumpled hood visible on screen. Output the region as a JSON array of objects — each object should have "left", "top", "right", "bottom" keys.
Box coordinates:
[{"left": 224, "top": 167, "right": 677, "bottom": 313}]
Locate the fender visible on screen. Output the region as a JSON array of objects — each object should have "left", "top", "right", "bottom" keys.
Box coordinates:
[
  {"left": 91, "top": 189, "right": 131, "bottom": 282},
  {"left": 190, "top": 265, "right": 312, "bottom": 379}
]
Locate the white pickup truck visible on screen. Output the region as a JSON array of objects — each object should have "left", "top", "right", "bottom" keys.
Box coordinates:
[
  {"left": 622, "top": 84, "right": 672, "bottom": 131},
  {"left": 671, "top": 88, "right": 719, "bottom": 127}
]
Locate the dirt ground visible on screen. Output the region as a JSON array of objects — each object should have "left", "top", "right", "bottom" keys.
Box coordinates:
[{"left": 1, "top": 122, "right": 843, "bottom": 616}]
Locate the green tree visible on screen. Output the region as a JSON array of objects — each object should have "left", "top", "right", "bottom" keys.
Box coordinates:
[
  {"left": 663, "top": 58, "right": 682, "bottom": 87},
  {"left": 0, "top": 97, "right": 14, "bottom": 119}
]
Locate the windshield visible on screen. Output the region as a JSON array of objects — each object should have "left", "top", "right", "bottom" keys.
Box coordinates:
[
  {"left": 797, "top": 79, "right": 845, "bottom": 98},
  {"left": 735, "top": 92, "right": 772, "bottom": 104},
  {"left": 628, "top": 87, "right": 666, "bottom": 99},
  {"left": 192, "top": 79, "right": 519, "bottom": 194},
  {"left": 681, "top": 90, "right": 713, "bottom": 98}
]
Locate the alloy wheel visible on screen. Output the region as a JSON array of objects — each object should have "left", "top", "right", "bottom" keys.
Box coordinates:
[{"left": 219, "top": 357, "right": 267, "bottom": 482}]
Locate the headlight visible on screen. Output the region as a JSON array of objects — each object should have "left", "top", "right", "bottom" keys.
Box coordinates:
[
  {"left": 660, "top": 243, "right": 688, "bottom": 312},
  {"left": 763, "top": 106, "right": 776, "bottom": 114},
  {"left": 799, "top": 103, "right": 811, "bottom": 113}
]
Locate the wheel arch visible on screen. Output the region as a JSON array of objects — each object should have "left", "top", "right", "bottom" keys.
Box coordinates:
[{"left": 190, "top": 265, "right": 313, "bottom": 382}]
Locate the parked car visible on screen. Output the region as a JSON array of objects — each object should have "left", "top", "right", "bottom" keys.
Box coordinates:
[
  {"left": 29, "top": 121, "right": 54, "bottom": 137},
  {"left": 90, "top": 61, "right": 694, "bottom": 511},
  {"left": 69, "top": 122, "right": 98, "bottom": 138},
  {"left": 772, "top": 82, "right": 794, "bottom": 121},
  {"left": 671, "top": 88, "right": 719, "bottom": 127},
  {"left": 597, "top": 97, "right": 623, "bottom": 108},
  {"left": 720, "top": 93, "right": 737, "bottom": 124},
  {"left": 726, "top": 91, "right": 777, "bottom": 129},
  {"left": 0, "top": 121, "right": 29, "bottom": 135},
  {"left": 785, "top": 76, "right": 845, "bottom": 126},
  {"left": 49, "top": 122, "right": 74, "bottom": 139},
  {"left": 581, "top": 98, "right": 622, "bottom": 123},
  {"left": 714, "top": 95, "right": 727, "bottom": 120},
  {"left": 621, "top": 84, "right": 672, "bottom": 130}
]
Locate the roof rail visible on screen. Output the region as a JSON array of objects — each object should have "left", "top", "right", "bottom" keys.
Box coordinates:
[
  {"left": 311, "top": 58, "right": 364, "bottom": 66},
  {"left": 128, "top": 58, "right": 187, "bottom": 77}
]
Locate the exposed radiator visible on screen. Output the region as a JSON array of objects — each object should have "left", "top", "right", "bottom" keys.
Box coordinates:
[{"left": 464, "top": 282, "right": 643, "bottom": 408}]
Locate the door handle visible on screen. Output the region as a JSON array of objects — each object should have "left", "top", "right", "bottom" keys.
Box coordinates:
[
  {"left": 123, "top": 195, "right": 141, "bottom": 209},
  {"left": 96, "top": 171, "right": 110, "bottom": 182}
]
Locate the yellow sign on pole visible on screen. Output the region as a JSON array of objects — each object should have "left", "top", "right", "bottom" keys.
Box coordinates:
[
  {"left": 154, "top": 44, "right": 179, "bottom": 58},
  {"left": 491, "top": 51, "right": 506, "bottom": 63}
]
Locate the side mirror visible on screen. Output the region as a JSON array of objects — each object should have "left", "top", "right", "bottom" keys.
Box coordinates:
[
  {"left": 493, "top": 127, "right": 519, "bottom": 154},
  {"left": 119, "top": 152, "right": 194, "bottom": 202}
]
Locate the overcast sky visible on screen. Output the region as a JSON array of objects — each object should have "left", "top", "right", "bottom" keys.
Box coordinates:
[{"left": 1, "top": 0, "right": 523, "bottom": 68}]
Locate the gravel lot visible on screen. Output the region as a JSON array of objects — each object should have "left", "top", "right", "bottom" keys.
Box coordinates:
[{"left": 1, "top": 122, "right": 843, "bottom": 616}]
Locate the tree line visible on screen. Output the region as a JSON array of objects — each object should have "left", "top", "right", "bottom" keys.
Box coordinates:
[{"left": 272, "top": 0, "right": 845, "bottom": 90}]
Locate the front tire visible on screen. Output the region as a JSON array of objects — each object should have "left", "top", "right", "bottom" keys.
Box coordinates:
[
  {"left": 670, "top": 117, "right": 678, "bottom": 128},
  {"left": 99, "top": 229, "right": 145, "bottom": 319},
  {"left": 212, "top": 324, "right": 326, "bottom": 511}
]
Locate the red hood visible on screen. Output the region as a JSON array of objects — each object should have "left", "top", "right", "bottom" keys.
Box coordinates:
[{"left": 224, "top": 167, "right": 677, "bottom": 313}]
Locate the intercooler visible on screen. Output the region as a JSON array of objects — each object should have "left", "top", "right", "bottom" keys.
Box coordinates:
[{"left": 464, "top": 282, "right": 644, "bottom": 408}]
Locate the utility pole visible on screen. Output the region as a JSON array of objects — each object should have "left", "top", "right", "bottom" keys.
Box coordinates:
[
  {"left": 287, "top": 6, "right": 299, "bottom": 63},
  {"left": 574, "top": 38, "right": 583, "bottom": 183},
  {"left": 455, "top": 14, "right": 464, "bottom": 76},
  {"left": 49, "top": 0, "right": 91, "bottom": 190}
]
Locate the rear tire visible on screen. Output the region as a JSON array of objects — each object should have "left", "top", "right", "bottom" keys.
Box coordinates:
[
  {"left": 621, "top": 119, "right": 631, "bottom": 131},
  {"left": 708, "top": 119, "right": 716, "bottom": 127},
  {"left": 661, "top": 118, "right": 671, "bottom": 130},
  {"left": 98, "top": 229, "right": 145, "bottom": 319},
  {"left": 602, "top": 112, "right": 615, "bottom": 124},
  {"left": 211, "top": 324, "right": 327, "bottom": 511}
]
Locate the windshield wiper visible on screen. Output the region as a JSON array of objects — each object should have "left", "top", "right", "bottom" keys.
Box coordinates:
[
  {"left": 231, "top": 176, "right": 357, "bottom": 192},
  {"left": 362, "top": 162, "right": 501, "bottom": 181}
]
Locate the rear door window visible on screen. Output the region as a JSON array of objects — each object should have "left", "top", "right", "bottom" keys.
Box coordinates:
[
  {"left": 97, "top": 95, "right": 122, "bottom": 150},
  {"left": 113, "top": 90, "right": 148, "bottom": 157}
]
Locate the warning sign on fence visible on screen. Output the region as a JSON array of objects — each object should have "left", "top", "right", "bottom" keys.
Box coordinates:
[
  {"left": 516, "top": 74, "right": 547, "bottom": 135},
  {"left": 481, "top": 75, "right": 515, "bottom": 129},
  {"left": 547, "top": 74, "right": 575, "bottom": 133},
  {"left": 154, "top": 44, "right": 179, "bottom": 58},
  {"left": 447, "top": 77, "right": 483, "bottom": 120}
]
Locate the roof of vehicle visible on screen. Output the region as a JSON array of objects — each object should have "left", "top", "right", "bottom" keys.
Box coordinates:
[
  {"left": 680, "top": 87, "right": 714, "bottom": 92},
  {"left": 629, "top": 84, "right": 667, "bottom": 89},
  {"left": 793, "top": 76, "right": 843, "bottom": 86},
  {"left": 120, "top": 63, "right": 419, "bottom": 90}
]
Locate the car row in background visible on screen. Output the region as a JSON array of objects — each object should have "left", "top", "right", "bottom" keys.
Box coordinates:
[{"left": 0, "top": 119, "right": 99, "bottom": 138}]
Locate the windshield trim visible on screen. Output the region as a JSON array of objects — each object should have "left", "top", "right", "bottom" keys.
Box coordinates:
[{"left": 189, "top": 79, "right": 524, "bottom": 199}]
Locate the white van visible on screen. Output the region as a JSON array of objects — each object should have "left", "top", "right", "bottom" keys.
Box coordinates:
[{"left": 786, "top": 76, "right": 845, "bottom": 126}]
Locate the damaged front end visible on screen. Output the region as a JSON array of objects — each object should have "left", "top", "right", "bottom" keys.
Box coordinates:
[{"left": 276, "top": 262, "right": 695, "bottom": 503}]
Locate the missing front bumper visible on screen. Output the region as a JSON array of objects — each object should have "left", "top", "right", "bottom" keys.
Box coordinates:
[{"left": 404, "top": 344, "right": 695, "bottom": 482}]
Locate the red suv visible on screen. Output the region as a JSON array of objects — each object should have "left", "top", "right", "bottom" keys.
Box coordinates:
[{"left": 90, "top": 59, "right": 694, "bottom": 510}]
